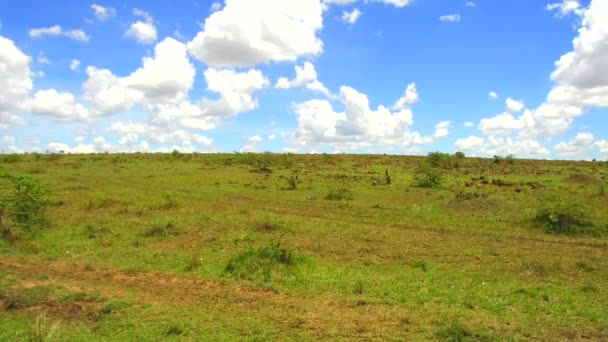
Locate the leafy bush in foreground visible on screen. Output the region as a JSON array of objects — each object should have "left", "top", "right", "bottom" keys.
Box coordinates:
[
  {"left": 413, "top": 165, "right": 442, "bottom": 188},
  {"left": 535, "top": 198, "right": 595, "bottom": 234},
  {"left": 0, "top": 173, "right": 48, "bottom": 241},
  {"left": 226, "top": 238, "right": 297, "bottom": 281}
]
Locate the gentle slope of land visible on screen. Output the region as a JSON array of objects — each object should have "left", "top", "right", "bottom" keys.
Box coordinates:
[{"left": 1, "top": 153, "right": 607, "bottom": 340}]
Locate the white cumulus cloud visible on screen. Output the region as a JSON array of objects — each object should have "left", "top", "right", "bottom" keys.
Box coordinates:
[
  {"left": 125, "top": 9, "right": 157, "bottom": 44},
  {"left": 91, "top": 4, "right": 116, "bottom": 21},
  {"left": 188, "top": 0, "right": 324, "bottom": 68},
  {"left": 275, "top": 62, "right": 331, "bottom": 96},
  {"left": 342, "top": 8, "right": 362, "bottom": 24},
  {"left": 29, "top": 25, "right": 90, "bottom": 42},
  {"left": 440, "top": 14, "right": 461, "bottom": 22},
  {"left": 0, "top": 36, "right": 32, "bottom": 129}
]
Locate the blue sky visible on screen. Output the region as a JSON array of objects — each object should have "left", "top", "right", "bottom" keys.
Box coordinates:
[{"left": 0, "top": 0, "right": 607, "bottom": 159}]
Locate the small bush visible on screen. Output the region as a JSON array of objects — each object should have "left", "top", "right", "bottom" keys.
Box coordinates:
[
  {"left": 225, "top": 239, "right": 297, "bottom": 281},
  {"left": 535, "top": 198, "right": 595, "bottom": 234},
  {"left": 287, "top": 174, "right": 298, "bottom": 190},
  {"left": 83, "top": 223, "right": 110, "bottom": 239},
  {"left": 1, "top": 154, "right": 21, "bottom": 163},
  {"left": 413, "top": 165, "right": 442, "bottom": 188},
  {"left": 505, "top": 154, "right": 516, "bottom": 164},
  {"left": 435, "top": 320, "right": 490, "bottom": 342},
  {"left": 253, "top": 154, "right": 272, "bottom": 173},
  {"left": 427, "top": 152, "right": 451, "bottom": 168},
  {"left": 184, "top": 255, "right": 202, "bottom": 272},
  {"left": 153, "top": 193, "right": 177, "bottom": 210},
  {"left": 453, "top": 151, "right": 466, "bottom": 159},
  {"left": 254, "top": 215, "right": 289, "bottom": 233},
  {"left": 101, "top": 299, "right": 133, "bottom": 314},
  {"left": 353, "top": 280, "right": 364, "bottom": 294},
  {"left": 142, "top": 220, "right": 179, "bottom": 238},
  {"left": 0, "top": 173, "right": 48, "bottom": 241},
  {"left": 325, "top": 188, "right": 353, "bottom": 201}
]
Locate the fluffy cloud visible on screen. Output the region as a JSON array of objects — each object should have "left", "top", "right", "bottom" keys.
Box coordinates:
[
  {"left": 323, "top": 0, "right": 413, "bottom": 7},
  {"left": 83, "top": 37, "right": 195, "bottom": 115},
  {"left": 109, "top": 121, "right": 213, "bottom": 148},
  {"left": 241, "top": 135, "right": 263, "bottom": 152},
  {"left": 275, "top": 62, "right": 330, "bottom": 96},
  {"left": 291, "top": 85, "right": 439, "bottom": 152},
  {"left": 91, "top": 4, "right": 116, "bottom": 21},
  {"left": 546, "top": 0, "right": 584, "bottom": 17},
  {"left": 342, "top": 8, "right": 362, "bottom": 24},
  {"left": 27, "top": 89, "right": 89, "bottom": 121},
  {"left": 125, "top": 9, "right": 157, "bottom": 44},
  {"left": 187, "top": 0, "right": 324, "bottom": 67},
  {"left": 440, "top": 14, "right": 461, "bottom": 22},
  {"left": 29, "top": 25, "right": 90, "bottom": 42},
  {"left": 464, "top": 121, "right": 474, "bottom": 127},
  {"left": 594, "top": 140, "right": 608, "bottom": 154},
  {"left": 518, "top": 0, "right": 607, "bottom": 137},
  {"left": 392, "top": 83, "right": 418, "bottom": 109},
  {"left": 69, "top": 59, "right": 80, "bottom": 71},
  {"left": 505, "top": 97, "right": 524, "bottom": 113},
  {"left": 433, "top": 121, "right": 450, "bottom": 138},
  {"left": 0, "top": 36, "right": 32, "bottom": 129},
  {"left": 478, "top": 97, "right": 526, "bottom": 135},
  {"left": 455, "top": 136, "right": 549, "bottom": 157},
  {"left": 554, "top": 132, "right": 594, "bottom": 157},
  {"left": 488, "top": 91, "right": 498, "bottom": 100}
]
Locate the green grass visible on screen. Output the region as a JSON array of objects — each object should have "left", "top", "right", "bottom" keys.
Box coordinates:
[{"left": 0, "top": 153, "right": 607, "bottom": 340}]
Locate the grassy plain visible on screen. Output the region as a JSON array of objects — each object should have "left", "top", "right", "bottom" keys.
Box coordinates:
[{"left": 1, "top": 152, "right": 607, "bottom": 341}]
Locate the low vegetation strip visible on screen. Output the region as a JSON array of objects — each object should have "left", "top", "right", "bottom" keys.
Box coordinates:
[{"left": 0, "top": 152, "right": 607, "bottom": 340}]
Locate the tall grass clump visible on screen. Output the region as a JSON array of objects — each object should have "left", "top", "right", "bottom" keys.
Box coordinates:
[
  {"left": 325, "top": 188, "right": 353, "bottom": 201},
  {"left": 30, "top": 312, "right": 61, "bottom": 342}
]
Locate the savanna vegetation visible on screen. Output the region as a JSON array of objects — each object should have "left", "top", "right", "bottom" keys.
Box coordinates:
[{"left": 1, "top": 152, "right": 607, "bottom": 340}]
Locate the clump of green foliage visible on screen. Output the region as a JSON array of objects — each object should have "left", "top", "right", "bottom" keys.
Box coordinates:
[
  {"left": 0, "top": 173, "right": 48, "bottom": 241},
  {"left": 426, "top": 152, "right": 450, "bottom": 168},
  {"left": 253, "top": 153, "right": 273, "bottom": 173},
  {"left": 413, "top": 165, "right": 442, "bottom": 188},
  {"left": 427, "top": 151, "right": 461, "bottom": 169},
  {"left": 325, "top": 188, "right": 353, "bottom": 201},
  {"left": 434, "top": 320, "right": 492, "bottom": 341},
  {"left": 284, "top": 173, "right": 299, "bottom": 190},
  {"left": 1, "top": 154, "right": 22, "bottom": 163},
  {"left": 453, "top": 151, "right": 466, "bottom": 159},
  {"left": 142, "top": 220, "right": 179, "bottom": 238},
  {"left": 535, "top": 197, "right": 596, "bottom": 235},
  {"left": 225, "top": 235, "right": 297, "bottom": 281}
]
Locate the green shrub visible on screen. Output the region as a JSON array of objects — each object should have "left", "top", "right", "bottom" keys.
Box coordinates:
[
  {"left": 535, "top": 198, "right": 595, "bottom": 234},
  {"left": 101, "top": 299, "right": 133, "bottom": 314},
  {"left": 285, "top": 173, "right": 299, "bottom": 190},
  {"left": 225, "top": 238, "right": 297, "bottom": 281},
  {"left": 413, "top": 165, "right": 442, "bottom": 188},
  {"left": 1, "top": 154, "right": 21, "bottom": 163},
  {"left": 426, "top": 152, "right": 451, "bottom": 167},
  {"left": 325, "top": 188, "right": 353, "bottom": 201},
  {"left": 0, "top": 173, "right": 48, "bottom": 240},
  {"left": 142, "top": 220, "right": 179, "bottom": 238},
  {"left": 434, "top": 320, "right": 493, "bottom": 341},
  {"left": 253, "top": 154, "right": 272, "bottom": 173},
  {"left": 453, "top": 151, "right": 466, "bottom": 159}
]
